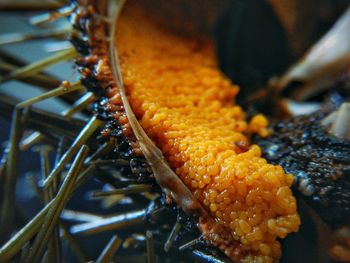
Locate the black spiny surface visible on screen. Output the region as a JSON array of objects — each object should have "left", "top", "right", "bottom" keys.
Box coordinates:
[{"left": 256, "top": 111, "right": 350, "bottom": 226}]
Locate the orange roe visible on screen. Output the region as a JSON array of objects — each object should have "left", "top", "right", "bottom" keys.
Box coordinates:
[{"left": 115, "top": 6, "right": 300, "bottom": 262}]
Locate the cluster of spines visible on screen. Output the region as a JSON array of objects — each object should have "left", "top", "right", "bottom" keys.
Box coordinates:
[{"left": 69, "top": 0, "right": 153, "bottom": 183}]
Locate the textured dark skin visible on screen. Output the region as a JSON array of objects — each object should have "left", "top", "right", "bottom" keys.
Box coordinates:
[
  {"left": 70, "top": 0, "right": 155, "bottom": 185},
  {"left": 256, "top": 111, "right": 350, "bottom": 226}
]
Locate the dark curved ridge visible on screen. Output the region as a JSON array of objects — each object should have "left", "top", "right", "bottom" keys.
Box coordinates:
[{"left": 69, "top": 0, "right": 153, "bottom": 183}]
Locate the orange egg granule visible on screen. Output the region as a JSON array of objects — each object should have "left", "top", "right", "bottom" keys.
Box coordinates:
[{"left": 115, "top": 6, "right": 300, "bottom": 263}]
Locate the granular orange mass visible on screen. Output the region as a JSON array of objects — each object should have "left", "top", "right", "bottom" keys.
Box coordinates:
[{"left": 114, "top": 6, "right": 300, "bottom": 262}]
